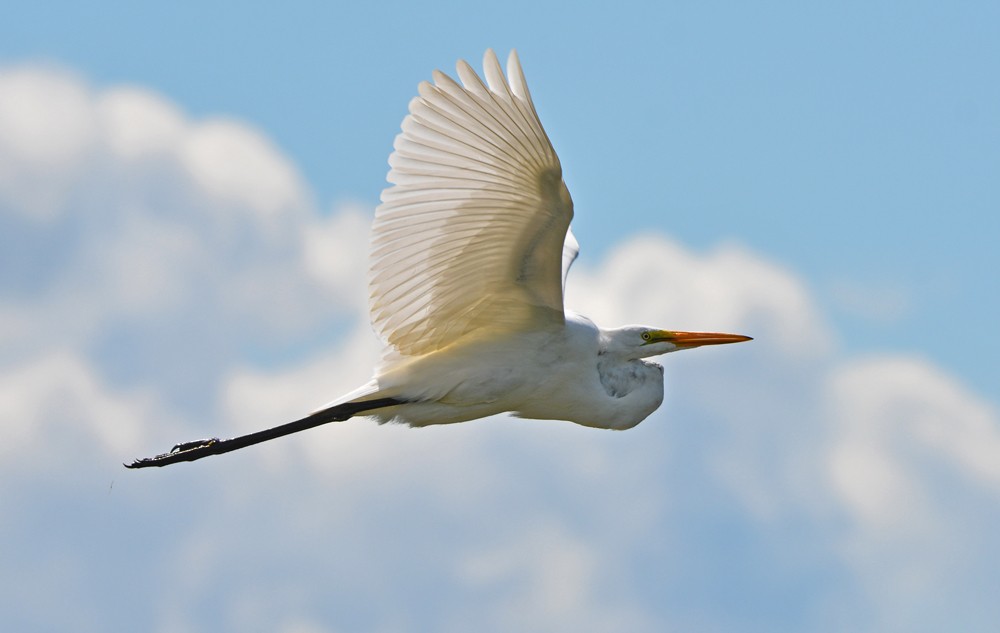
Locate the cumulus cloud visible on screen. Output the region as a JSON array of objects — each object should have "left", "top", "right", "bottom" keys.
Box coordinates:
[
  {"left": 820, "top": 356, "right": 1000, "bottom": 631},
  {"left": 2, "top": 63, "right": 999, "bottom": 633},
  {"left": 0, "top": 64, "right": 359, "bottom": 410},
  {"left": 567, "top": 236, "right": 833, "bottom": 359},
  {"left": 178, "top": 118, "right": 305, "bottom": 218},
  {"left": 827, "top": 356, "right": 1000, "bottom": 527},
  {"left": 0, "top": 66, "right": 96, "bottom": 221},
  {"left": 0, "top": 351, "right": 155, "bottom": 475},
  {"left": 214, "top": 228, "right": 1000, "bottom": 631}
]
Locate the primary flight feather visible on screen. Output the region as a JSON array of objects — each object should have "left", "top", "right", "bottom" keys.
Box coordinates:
[{"left": 127, "top": 49, "right": 750, "bottom": 468}]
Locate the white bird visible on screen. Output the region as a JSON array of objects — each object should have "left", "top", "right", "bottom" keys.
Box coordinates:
[{"left": 127, "top": 49, "right": 750, "bottom": 468}]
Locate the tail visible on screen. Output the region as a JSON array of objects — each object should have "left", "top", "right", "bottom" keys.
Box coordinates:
[{"left": 125, "top": 384, "right": 406, "bottom": 469}]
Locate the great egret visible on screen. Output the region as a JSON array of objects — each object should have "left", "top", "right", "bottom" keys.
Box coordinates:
[{"left": 127, "top": 49, "right": 750, "bottom": 469}]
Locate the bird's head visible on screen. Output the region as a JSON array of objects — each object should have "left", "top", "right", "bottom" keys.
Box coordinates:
[{"left": 606, "top": 326, "right": 752, "bottom": 360}]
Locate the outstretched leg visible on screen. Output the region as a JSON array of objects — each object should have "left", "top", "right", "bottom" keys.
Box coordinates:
[{"left": 125, "top": 397, "right": 406, "bottom": 469}]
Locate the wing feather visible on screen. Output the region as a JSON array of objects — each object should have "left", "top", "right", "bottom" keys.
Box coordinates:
[
  {"left": 369, "top": 49, "right": 574, "bottom": 358},
  {"left": 561, "top": 226, "right": 580, "bottom": 292}
]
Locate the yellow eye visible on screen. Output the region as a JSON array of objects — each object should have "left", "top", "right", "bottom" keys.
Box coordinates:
[{"left": 641, "top": 332, "right": 651, "bottom": 341}]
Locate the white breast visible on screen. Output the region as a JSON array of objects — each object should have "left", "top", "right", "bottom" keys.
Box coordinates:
[{"left": 511, "top": 316, "right": 666, "bottom": 430}]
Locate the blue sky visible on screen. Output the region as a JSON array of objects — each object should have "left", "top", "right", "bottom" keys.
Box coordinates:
[
  {"left": 2, "top": 2, "right": 999, "bottom": 632},
  {"left": 7, "top": 1, "right": 996, "bottom": 394}
]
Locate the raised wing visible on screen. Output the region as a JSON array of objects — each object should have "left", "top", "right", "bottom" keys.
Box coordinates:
[{"left": 369, "top": 49, "right": 574, "bottom": 358}]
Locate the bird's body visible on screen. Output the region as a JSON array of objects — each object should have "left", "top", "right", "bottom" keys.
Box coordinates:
[
  {"left": 127, "top": 49, "right": 750, "bottom": 468},
  {"left": 335, "top": 312, "right": 664, "bottom": 430}
]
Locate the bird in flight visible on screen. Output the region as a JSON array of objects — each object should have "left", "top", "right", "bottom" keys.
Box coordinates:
[{"left": 127, "top": 49, "right": 750, "bottom": 469}]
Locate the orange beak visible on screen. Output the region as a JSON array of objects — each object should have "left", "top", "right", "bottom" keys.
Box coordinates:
[{"left": 653, "top": 330, "right": 753, "bottom": 348}]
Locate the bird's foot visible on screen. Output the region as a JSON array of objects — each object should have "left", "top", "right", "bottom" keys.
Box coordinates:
[
  {"left": 124, "top": 437, "right": 222, "bottom": 469},
  {"left": 171, "top": 438, "right": 220, "bottom": 453}
]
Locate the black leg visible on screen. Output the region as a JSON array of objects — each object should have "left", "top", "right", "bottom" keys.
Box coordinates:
[{"left": 125, "top": 397, "right": 406, "bottom": 469}]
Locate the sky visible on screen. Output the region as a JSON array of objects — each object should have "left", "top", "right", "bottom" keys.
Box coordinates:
[{"left": 2, "top": 2, "right": 999, "bottom": 632}]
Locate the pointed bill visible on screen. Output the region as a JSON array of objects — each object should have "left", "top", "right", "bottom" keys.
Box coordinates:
[{"left": 653, "top": 330, "right": 753, "bottom": 348}]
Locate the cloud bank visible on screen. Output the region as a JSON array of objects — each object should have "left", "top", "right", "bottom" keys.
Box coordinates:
[{"left": 2, "top": 65, "right": 998, "bottom": 633}]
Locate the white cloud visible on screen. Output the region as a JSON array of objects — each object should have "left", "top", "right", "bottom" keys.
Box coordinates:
[
  {"left": 0, "top": 351, "right": 163, "bottom": 476},
  {"left": 98, "top": 87, "right": 186, "bottom": 160},
  {"left": 2, "top": 63, "right": 999, "bottom": 633},
  {"left": 560, "top": 229, "right": 1000, "bottom": 631},
  {"left": 0, "top": 66, "right": 96, "bottom": 220},
  {"left": 178, "top": 119, "right": 307, "bottom": 219},
  {"left": 821, "top": 355, "right": 1000, "bottom": 631},
  {"left": 454, "top": 520, "right": 653, "bottom": 633},
  {"left": 302, "top": 203, "right": 372, "bottom": 308},
  {"left": 828, "top": 355, "right": 1000, "bottom": 497},
  {"left": 567, "top": 236, "right": 833, "bottom": 360},
  {"left": 0, "top": 65, "right": 362, "bottom": 408}
]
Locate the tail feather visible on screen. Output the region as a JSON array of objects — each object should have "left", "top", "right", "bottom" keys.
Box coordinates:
[{"left": 311, "top": 379, "right": 382, "bottom": 414}]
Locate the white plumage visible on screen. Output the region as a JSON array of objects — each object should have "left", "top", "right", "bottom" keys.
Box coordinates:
[
  {"left": 339, "top": 49, "right": 749, "bottom": 430},
  {"left": 127, "top": 49, "right": 750, "bottom": 469},
  {"left": 370, "top": 50, "right": 570, "bottom": 358}
]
